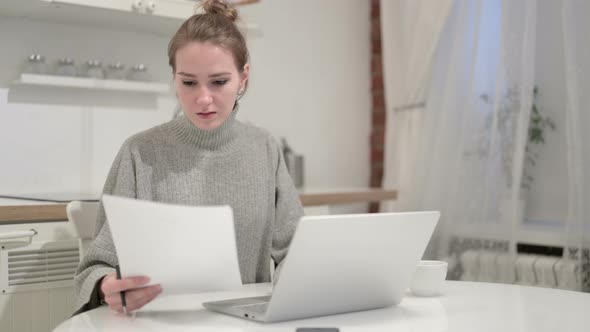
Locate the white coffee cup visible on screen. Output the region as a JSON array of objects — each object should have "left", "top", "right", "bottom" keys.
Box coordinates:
[{"left": 410, "top": 260, "right": 448, "bottom": 297}]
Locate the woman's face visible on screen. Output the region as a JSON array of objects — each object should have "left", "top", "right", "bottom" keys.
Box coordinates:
[{"left": 174, "top": 41, "right": 249, "bottom": 130}]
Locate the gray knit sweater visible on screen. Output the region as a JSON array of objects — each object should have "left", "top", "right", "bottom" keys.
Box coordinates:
[{"left": 73, "top": 110, "right": 303, "bottom": 314}]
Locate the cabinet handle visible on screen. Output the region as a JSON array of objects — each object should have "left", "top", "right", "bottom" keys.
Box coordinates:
[{"left": 0, "top": 229, "right": 38, "bottom": 241}]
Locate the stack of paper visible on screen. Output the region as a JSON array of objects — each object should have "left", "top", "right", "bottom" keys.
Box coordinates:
[{"left": 102, "top": 194, "right": 243, "bottom": 296}]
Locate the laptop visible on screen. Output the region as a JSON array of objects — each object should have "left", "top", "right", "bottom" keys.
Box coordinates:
[{"left": 203, "top": 211, "right": 440, "bottom": 322}]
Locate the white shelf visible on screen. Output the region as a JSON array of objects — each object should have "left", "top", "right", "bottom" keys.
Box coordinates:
[{"left": 13, "top": 74, "right": 170, "bottom": 94}]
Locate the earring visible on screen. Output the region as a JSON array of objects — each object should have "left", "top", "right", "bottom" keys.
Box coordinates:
[{"left": 237, "top": 88, "right": 245, "bottom": 96}]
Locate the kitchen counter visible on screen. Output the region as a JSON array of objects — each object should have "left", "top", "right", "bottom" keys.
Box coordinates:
[
  {"left": 298, "top": 187, "right": 397, "bottom": 206},
  {"left": 0, "top": 188, "right": 397, "bottom": 224}
]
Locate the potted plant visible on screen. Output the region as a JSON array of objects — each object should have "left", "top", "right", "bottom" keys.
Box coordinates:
[
  {"left": 521, "top": 87, "right": 556, "bottom": 190},
  {"left": 476, "top": 87, "right": 556, "bottom": 223}
]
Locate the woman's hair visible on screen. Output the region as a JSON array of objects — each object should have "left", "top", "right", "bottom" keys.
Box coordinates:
[{"left": 167, "top": 0, "right": 249, "bottom": 76}]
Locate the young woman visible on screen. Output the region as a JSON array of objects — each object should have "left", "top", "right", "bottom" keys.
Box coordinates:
[{"left": 73, "top": 0, "right": 303, "bottom": 315}]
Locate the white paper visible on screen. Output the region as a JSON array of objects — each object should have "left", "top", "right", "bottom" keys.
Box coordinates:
[{"left": 101, "top": 194, "right": 242, "bottom": 296}]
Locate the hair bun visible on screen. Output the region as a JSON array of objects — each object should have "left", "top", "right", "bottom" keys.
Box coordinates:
[{"left": 201, "top": 0, "right": 239, "bottom": 22}]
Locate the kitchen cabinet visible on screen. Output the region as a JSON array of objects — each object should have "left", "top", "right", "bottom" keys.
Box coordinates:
[
  {"left": 0, "top": 0, "right": 261, "bottom": 37},
  {"left": 44, "top": 0, "right": 259, "bottom": 17},
  {"left": 41, "top": 0, "right": 198, "bottom": 19}
]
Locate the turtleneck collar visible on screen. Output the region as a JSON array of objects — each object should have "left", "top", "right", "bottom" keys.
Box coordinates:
[{"left": 169, "top": 109, "right": 239, "bottom": 150}]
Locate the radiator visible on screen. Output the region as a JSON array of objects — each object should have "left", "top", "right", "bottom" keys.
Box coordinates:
[
  {"left": 459, "top": 249, "right": 582, "bottom": 291},
  {"left": 0, "top": 238, "right": 79, "bottom": 332}
]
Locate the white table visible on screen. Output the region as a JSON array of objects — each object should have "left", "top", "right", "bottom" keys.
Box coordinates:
[{"left": 55, "top": 281, "right": 590, "bottom": 332}]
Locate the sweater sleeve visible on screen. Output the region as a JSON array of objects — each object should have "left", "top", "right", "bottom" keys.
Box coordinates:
[
  {"left": 72, "top": 140, "right": 137, "bottom": 315},
  {"left": 271, "top": 141, "right": 304, "bottom": 279}
]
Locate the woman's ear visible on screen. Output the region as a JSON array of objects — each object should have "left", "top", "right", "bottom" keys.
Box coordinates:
[{"left": 241, "top": 63, "right": 250, "bottom": 87}]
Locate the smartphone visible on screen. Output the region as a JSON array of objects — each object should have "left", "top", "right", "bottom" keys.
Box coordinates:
[{"left": 295, "top": 329, "right": 339, "bottom": 332}]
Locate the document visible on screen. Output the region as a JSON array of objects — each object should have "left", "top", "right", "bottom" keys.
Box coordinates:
[{"left": 101, "top": 194, "right": 243, "bottom": 296}]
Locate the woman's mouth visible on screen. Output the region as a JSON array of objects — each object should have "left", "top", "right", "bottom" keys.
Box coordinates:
[{"left": 197, "top": 112, "right": 216, "bottom": 120}]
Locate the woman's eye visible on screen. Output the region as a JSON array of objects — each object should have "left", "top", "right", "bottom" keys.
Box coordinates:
[
  {"left": 182, "top": 81, "right": 195, "bottom": 86},
  {"left": 213, "top": 80, "right": 228, "bottom": 86}
]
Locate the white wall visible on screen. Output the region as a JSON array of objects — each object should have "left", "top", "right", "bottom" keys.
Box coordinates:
[
  {"left": 239, "top": 0, "right": 371, "bottom": 188},
  {"left": 524, "top": 0, "right": 569, "bottom": 224},
  {"left": 0, "top": 0, "right": 371, "bottom": 197}
]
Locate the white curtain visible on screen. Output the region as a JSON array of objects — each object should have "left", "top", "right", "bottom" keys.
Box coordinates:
[
  {"left": 382, "top": 0, "right": 589, "bottom": 290},
  {"left": 562, "top": 0, "right": 590, "bottom": 292},
  {"left": 382, "top": 0, "right": 538, "bottom": 261},
  {"left": 379, "top": 0, "right": 453, "bottom": 213}
]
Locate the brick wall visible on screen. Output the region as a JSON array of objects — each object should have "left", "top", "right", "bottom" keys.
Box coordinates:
[{"left": 369, "top": 0, "right": 386, "bottom": 212}]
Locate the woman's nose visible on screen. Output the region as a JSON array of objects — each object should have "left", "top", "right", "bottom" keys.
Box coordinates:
[{"left": 196, "top": 87, "right": 213, "bottom": 106}]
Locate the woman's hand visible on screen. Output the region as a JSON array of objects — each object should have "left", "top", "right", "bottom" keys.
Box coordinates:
[{"left": 100, "top": 272, "right": 162, "bottom": 313}]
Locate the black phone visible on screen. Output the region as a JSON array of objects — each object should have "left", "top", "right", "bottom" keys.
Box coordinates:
[{"left": 295, "top": 329, "right": 339, "bottom": 332}]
